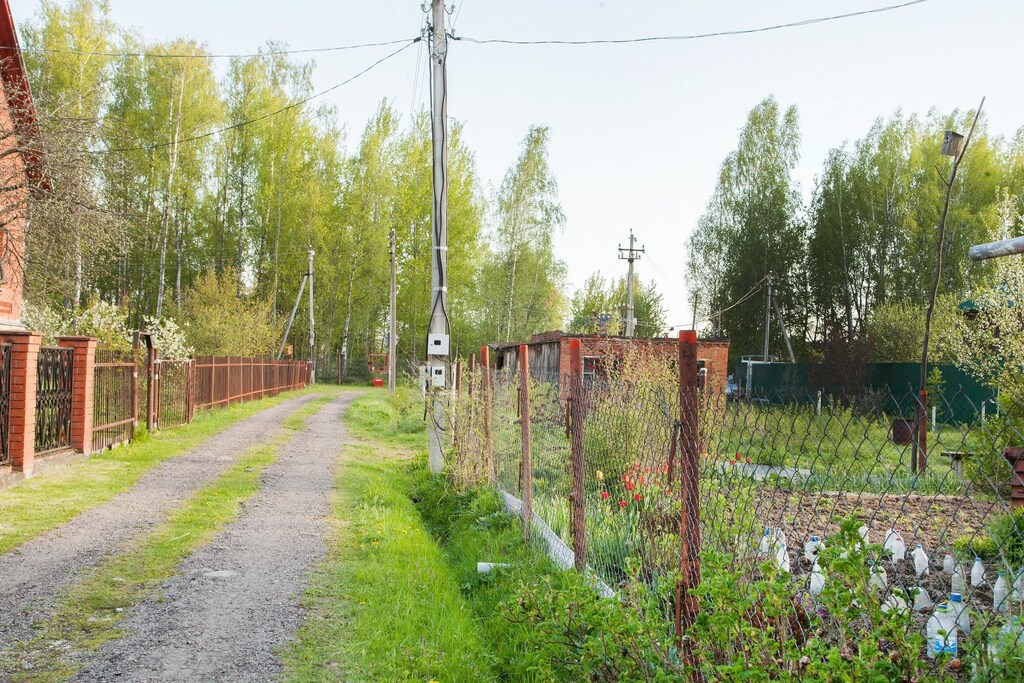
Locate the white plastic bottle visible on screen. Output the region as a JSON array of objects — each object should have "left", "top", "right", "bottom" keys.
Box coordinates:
[
  {"left": 912, "top": 544, "right": 929, "bottom": 579},
  {"left": 869, "top": 561, "right": 888, "bottom": 592},
  {"left": 775, "top": 542, "right": 791, "bottom": 573},
  {"left": 912, "top": 585, "right": 933, "bottom": 612},
  {"left": 758, "top": 529, "right": 772, "bottom": 557},
  {"left": 927, "top": 602, "right": 958, "bottom": 658},
  {"left": 971, "top": 557, "right": 986, "bottom": 587},
  {"left": 950, "top": 592, "right": 971, "bottom": 634},
  {"left": 942, "top": 552, "right": 954, "bottom": 574},
  {"left": 803, "top": 535, "right": 824, "bottom": 563},
  {"left": 994, "top": 571, "right": 1009, "bottom": 613},
  {"left": 884, "top": 528, "right": 906, "bottom": 563},
  {"left": 882, "top": 592, "right": 908, "bottom": 615},
  {"left": 809, "top": 561, "right": 825, "bottom": 596},
  {"left": 858, "top": 525, "right": 870, "bottom": 548},
  {"left": 952, "top": 564, "right": 967, "bottom": 594},
  {"left": 1013, "top": 567, "right": 1024, "bottom": 601}
]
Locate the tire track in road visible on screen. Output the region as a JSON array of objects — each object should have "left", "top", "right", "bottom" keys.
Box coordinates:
[{"left": 74, "top": 393, "right": 354, "bottom": 682}]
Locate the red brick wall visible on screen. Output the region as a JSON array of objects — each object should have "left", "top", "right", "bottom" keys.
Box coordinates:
[
  {"left": 0, "top": 78, "right": 28, "bottom": 327},
  {"left": 552, "top": 335, "right": 730, "bottom": 394}
]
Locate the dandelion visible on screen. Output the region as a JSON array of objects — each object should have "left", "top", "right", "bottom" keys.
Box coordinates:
[
  {"left": 600, "top": 491, "right": 610, "bottom": 500},
  {"left": 596, "top": 470, "right": 604, "bottom": 481}
]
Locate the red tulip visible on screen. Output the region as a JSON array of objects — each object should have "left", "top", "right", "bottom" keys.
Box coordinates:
[
  {"left": 600, "top": 491, "right": 610, "bottom": 500},
  {"left": 625, "top": 481, "right": 635, "bottom": 492},
  {"left": 633, "top": 493, "right": 642, "bottom": 502},
  {"left": 619, "top": 500, "right": 627, "bottom": 508}
]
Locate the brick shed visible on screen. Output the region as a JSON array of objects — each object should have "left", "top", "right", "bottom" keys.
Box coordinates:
[{"left": 490, "top": 331, "right": 730, "bottom": 394}]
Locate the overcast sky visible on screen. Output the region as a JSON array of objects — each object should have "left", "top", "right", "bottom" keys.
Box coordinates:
[{"left": 10, "top": 0, "right": 1022, "bottom": 328}]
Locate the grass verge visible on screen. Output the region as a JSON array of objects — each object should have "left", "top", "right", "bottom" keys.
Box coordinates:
[
  {"left": 0, "top": 385, "right": 343, "bottom": 554},
  {"left": 282, "top": 390, "right": 553, "bottom": 682},
  {"left": 0, "top": 395, "right": 335, "bottom": 682}
]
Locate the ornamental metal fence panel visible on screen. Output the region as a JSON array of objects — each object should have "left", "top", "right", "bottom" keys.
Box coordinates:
[{"left": 35, "top": 345, "right": 73, "bottom": 455}]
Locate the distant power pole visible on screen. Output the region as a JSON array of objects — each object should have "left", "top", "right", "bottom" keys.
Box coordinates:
[
  {"left": 388, "top": 228, "right": 397, "bottom": 392},
  {"left": 762, "top": 274, "right": 772, "bottom": 359},
  {"left": 618, "top": 230, "right": 644, "bottom": 337},
  {"left": 308, "top": 247, "right": 315, "bottom": 382},
  {"left": 427, "top": 0, "right": 450, "bottom": 473}
]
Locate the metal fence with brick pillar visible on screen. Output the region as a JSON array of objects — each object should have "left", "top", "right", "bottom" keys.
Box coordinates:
[
  {"left": 2, "top": 330, "right": 40, "bottom": 474},
  {"left": 58, "top": 336, "right": 97, "bottom": 454}
]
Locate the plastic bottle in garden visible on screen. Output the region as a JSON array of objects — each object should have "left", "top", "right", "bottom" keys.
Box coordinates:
[
  {"left": 869, "top": 560, "right": 888, "bottom": 592},
  {"left": 971, "top": 557, "right": 986, "bottom": 587},
  {"left": 759, "top": 529, "right": 772, "bottom": 557},
  {"left": 804, "top": 535, "right": 824, "bottom": 563},
  {"left": 952, "top": 564, "right": 967, "bottom": 594},
  {"left": 950, "top": 592, "right": 971, "bottom": 634},
  {"left": 927, "top": 602, "right": 958, "bottom": 658},
  {"left": 913, "top": 544, "right": 929, "bottom": 579},
  {"left": 884, "top": 528, "right": 906, "bottom": 563},
  {"left": 775, "top": 542, "right": 791, "bottom": 573},
  {"left": 994, "top": 571, "right": 1009, "bottom": 613},
  {"left": 882, "top": 591, "right": 908, "bottom": 615},
  {"left": 943, "top": 552, "right": 954, "bottom": 574},
  {"left": 858, "top": 525, "right": 870, "bottom": 548},
  {"left": 1014, "top": 568, "right": 1024, "bottom": 601},
  {"left": 912, "top": 585, "right": 933, "bottom": 612},
  {"left": 809, "top": 561, "right": 826, "bottom": 595},
  {"left": 989, "top": 616, "right": 1024, "bottom": 663}
]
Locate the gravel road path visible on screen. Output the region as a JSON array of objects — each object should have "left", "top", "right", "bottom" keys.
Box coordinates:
[
  {"left": 0, "top": 392, "right": 324, "bottom": 648},
  {"left": 73, "top": 393, "right": 354, "bottom": 682}
]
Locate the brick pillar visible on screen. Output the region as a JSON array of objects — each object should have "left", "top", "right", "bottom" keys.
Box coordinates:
[
  {"left": 2, "top": 330, "right": 41, "bottom": 474},
  {"left": 58, "top": 336, "right": 98, "bottom": 455}
]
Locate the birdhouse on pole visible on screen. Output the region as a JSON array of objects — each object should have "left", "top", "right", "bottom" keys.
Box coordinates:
[{"left": 942, "top": 130, "right": 965, "bottom": 158}]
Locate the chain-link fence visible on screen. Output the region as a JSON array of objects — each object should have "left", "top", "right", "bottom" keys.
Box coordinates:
[{"left": 447, "top": 340, "right": 1024, "bottom": 679}]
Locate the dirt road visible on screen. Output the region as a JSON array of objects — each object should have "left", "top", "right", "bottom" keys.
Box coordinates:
[{"left": 72, "top": 393, "right": 354, "bottom": 681}]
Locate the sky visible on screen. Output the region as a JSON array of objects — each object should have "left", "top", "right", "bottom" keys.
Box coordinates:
[{"left": 9, "top": 0, "right": 1024, "bottom": 330}]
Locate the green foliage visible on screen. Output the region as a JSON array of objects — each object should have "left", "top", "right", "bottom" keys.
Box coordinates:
[
  {"left": 568, "top": 272, "right": 667, "bottom": 337},
  {"left": 22, "top": 298, "right": 130, "bottom": 350},
  {"left": 174, "top": 270, "right": 277, "bottom": 356},
  {"left": 143, "top": 315, "right": 192, "bottom": 360}
]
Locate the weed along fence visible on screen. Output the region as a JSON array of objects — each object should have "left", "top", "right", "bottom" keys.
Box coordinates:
[
  {"left": 0, "top": 329, "right": 312, "bottom": 481},
  {"left": 449, "top": 335, "right": 1024, "bottom": 679}
]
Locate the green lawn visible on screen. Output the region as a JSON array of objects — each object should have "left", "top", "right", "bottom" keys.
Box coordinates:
[
  {"left": 0, "top": 385, "right": 343, "bottom": 554},
  {"left": 283, "top": 390, "right": 555, "bottom": 683}
]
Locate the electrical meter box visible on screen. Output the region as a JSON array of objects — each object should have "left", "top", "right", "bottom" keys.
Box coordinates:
[
  {"left": 430, "top": 365, "right": 446, "bottom": 388},
  {"left": 427, "top": 334, "right": 450, "bottom": 357}
]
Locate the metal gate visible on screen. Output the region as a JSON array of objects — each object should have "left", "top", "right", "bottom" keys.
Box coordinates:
[
  {"left": 0, "top": 343, "right": 11, "bottom": 464},
  {"left": 35, "top": 345, "right": 74, "bottom": 454}
]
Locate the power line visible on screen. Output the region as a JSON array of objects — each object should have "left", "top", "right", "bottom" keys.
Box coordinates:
[
  {"left": 98, "top": 39, "right": 420, "bottom": 155},
  {"left": 2, "top": 37, "right": 417, "bottom": 60},
  {"left": 668, "top": 276, "right": 768, "bottom": 330},
  {"left": 452, "top": 0, "right": 927, "bottom": 46}
]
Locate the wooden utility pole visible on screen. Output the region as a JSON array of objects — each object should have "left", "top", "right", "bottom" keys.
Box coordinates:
[
  {"left": 277, "top": 273, "right": 307, "bottom": 359},
  {"left": 618, "top": 230, "right": 644, "bottom": 337},
  {"left": 427, "top": 0, "right": 450, "bottom": 473},
  {"left": 389, "top": 228, "right": 397, "bottom": 392},
  {"left": 308, "top": 247, "right": 315, "bottom": 382},
  {"left": 762, "top": 274, "right": 772, "bottom": 359}
]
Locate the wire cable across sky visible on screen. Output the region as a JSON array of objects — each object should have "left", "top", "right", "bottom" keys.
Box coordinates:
[
  {"left": 452, "top": 0, "right": 927, "bottom": 46},
  {"left": 1, "top": 37, "right": 418, "bottom": 60},
  {"left": 99, "top": 38, "right": 420, "bottom": 154}
]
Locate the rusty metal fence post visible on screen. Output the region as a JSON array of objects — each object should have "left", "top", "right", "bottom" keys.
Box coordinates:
[
  {"left": 519, "top": 345, "right": 532, "bottom": 543},
  {"left": 675, "top": 330, "right": 701, "bottom": 674},
  {"left": 146, "top": 346, "right": 157, "bottom": 432},
  {"left": 568, "top": 339, "right": 586, "bottom": 572},
  {"left": 481, "top": 346, "right": 494, "bottom": 485}
]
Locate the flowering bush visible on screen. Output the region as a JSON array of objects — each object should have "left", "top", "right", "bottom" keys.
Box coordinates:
[{"left": 143, "top": 316, "right": 192, "bottom": 360}]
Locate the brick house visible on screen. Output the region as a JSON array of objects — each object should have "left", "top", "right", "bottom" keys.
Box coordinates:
[
  {"left": 0, "top": 0, "right": 46, "bottom": 329},
  {"left": 490, "top": 330, "right": 730, "bottom": 394}
]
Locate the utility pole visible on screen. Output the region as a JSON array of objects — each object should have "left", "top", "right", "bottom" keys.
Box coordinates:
[
  {"left": 277, "top": 273, "right": 307, "bottom": 359},
  {"left": 771, "top": 293, "right": 796, "bottom": 363},
  {"left": 389, "top": 228, "right": 397, "bottom": 392},
  {"left": 308, "top": 247, "right": 315, "bottom": 383},
  {"left": 427, "top": 0, "right": 450, "bottom": 473},
  {"left": 617, "top": 230, "right": 644, "bottom": 337},
  {"left": 762, "top": 274, "right": 772, "bottom": 359}
]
